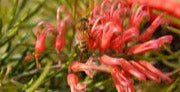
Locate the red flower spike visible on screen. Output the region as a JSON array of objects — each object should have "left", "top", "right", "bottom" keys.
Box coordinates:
[
  {"left": 112, "top": 10, "right": 123, "bottom": 32},
  {"left": 130, "top": 61, "right": 160, "bottom": 82},
  {"left": 128, "top": 35, "right": 173, "bottom": 55},
  {"left": 90, "top": 17, "right": 101, "bottom": 34},
  {"left": 140, "top": 16, "right": 163, "bottom": 42},
  {"left": 130, "top": 5, "right": 147, "bottom": 28},
  {"left": 56, "top": 6, "right": 65, "bottom": 30},
  {"left": 156, "top": 35, "right": 173, "bottom": 47},
  {"left": 110, "top": 27, "right": 139, "bottom": 51},
  {"left": 55, "top": 22, "right": 66, "bottom": 52},
  {"left": 118, "top": 59, "right": 146, "bottom": 81},
  {"left": 55, "top": 5, "right": 71, "bottom": 52},
  {"left": 36, "top": 21, "right": 56, "bottom": 35},
  {"left": 121, "top": 70, "right": 132, "bottom": 79},
  {"left": 138, "top": 60, "right": 172, "bottom": 83},
  {"left": 127, "top": 0, "right": 180, "bottom": 18},
  {"left": 89, "top": 3, "right": 100, "bottom": 24},
  {"left": 110, "top": 1, "right": 120, "bottom": 17},
  {"left": 70, "top": 61, "right": 94, "bottom": 78},
  {"left": 85, "top": 56, "right": 96, "bottom": 66},
  {"left": 100, "top": 0, "right": 112, "bottom": 24},
  {"left": 129, "top": 39, "right": 160, "bottom": 54},
  {"left": 35, "top": 27, "right": 53, "bottom": 53},
  {"left": 100, "top": 55, "right": 146, "bottom": 81},
  {"left": 121, "top": 27, "right": 139, "bottom": 43},
  {"left": 111, "top": 75, "right": 124, "bottom": 92},
  {"left": 55, "top": 34, "right": 65, "bottom": 52},
  {"left": 100, "top": 55, "right": 124, "bottom": 66},
  {"left": 100, "top": 0, "right": 111, "bottom": 16},
  {"left": 126, "top": 81, "right": 135, "bottom": 92},
  {"left": 111, "top": 66, "right": 131, "bottom": 86},
  {"left": 100, "top": 22, "right": 114, "bottom": 51},
  {"left": 110, "top": 36, "right": 124, "bottom": 52},
  {"left": 67, "top": 73, "right": 86, "bottom": 92},
  {"left": 70, "top": 57, "right": 109, "bottom": 78}
]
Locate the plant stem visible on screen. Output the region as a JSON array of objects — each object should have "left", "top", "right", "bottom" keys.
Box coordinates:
[{"left": 26, "top": 62, "right": 52, "bottom": 92}]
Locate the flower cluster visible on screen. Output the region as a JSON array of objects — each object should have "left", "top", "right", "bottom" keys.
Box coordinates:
[
  {"left": 68, "top": 0, "right": 173, "bottom": 92},
  {"left": 127, "top": 0, "right": 180, "bottom": 18},
  {"left": 34, "top": 6, "right": 71, "bottom": 68}
]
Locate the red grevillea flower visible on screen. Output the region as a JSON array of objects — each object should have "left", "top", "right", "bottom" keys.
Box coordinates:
[
  {"left": 127, "top": 0, "right": 180, "bottom": 18},
  {"left": 70, "top": 57, "right": 109, "bottom": 78},
  {"left": 111, "top": 66, "right": 135, "bottom": 92},
  {"left": 130, "top": 61, "right": 160, "bottom": 82},
  {"left": 140, "top": 16, "right": 163, "bottom": 42},
  {"left": 34, "top": 5, "right": 71, "bottom": 68},
  {"left": 128, "top": 35, "right": 173, "bottom": 54},
  {"left": 100, "top": 22, "right": 115, "bottom": 51},
  {"left": 55, "top": 20, "right": 66, "bottom": 52},
  {"left": 100, "top": 55, "right": 146, "bottom": 81},
  {"left": 67, "top": 73, "right": 87, "bottom": 92},
  {"left": 35, "top": 24, "right": 54, "bottom": 53},
  {"left": 100, "top": 55, "right": 172, "bottom": 83},
  {"left": 55, "top": 6, "right": 71, "bottom": 52},
  {"left": 35, "top": 23, "right": 55, "bottom": 68},
  {"left": 68, "top": 0, "right": 174, "bottom": 92},
  {"left": 138, "top": 60, "right": 172, "bottom": 83}
]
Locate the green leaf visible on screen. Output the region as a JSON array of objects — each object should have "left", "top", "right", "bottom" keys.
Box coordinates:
[
  {"left": 26, "top": 62, "right": 52, "bottom": 92},
  {"left": 166, "top": 26, "right": 180, "bottom": 34}
]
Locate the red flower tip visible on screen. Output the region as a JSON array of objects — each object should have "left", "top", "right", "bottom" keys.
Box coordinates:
[
  {"left": 130, "top": 5, "right": 147, "bottom": 28},
  {"left": 100, "top": 55, "right": 146, "bottom": 81},
  {"left": 100, "top": 22, "right": 114, "bottom": 52},
  {"left": 67, "top": 73, "right": 86, "bottom": 92},
  {"left": 130, "top": 61, "right": 160, "bottom": 83},
  {"left": 70, "top": 57, "right": 109, "bottom": 78},
  {"left": 67, "top": 73, "right": 78, "bottom": 86},
  {"left": 100, "top": 55, "right": 122, "bottom": 66},
  {"left": 140, "top": 16, "right": 163, "bottom": 42},
  {"left": 156, "top": 35, "right": 173, "bottom": 46},
  {"left": 24, "top": 54, "right": 34, "bottom": 61},
  {"left": 111, "top": 66, "right": 131, "bottom": 86},
  {"left": 35, "top": 28, "right": 48, "bottom": 53},
  {"left": 126, "top": 81, "right": 135, "bottom": 92},
  {"left": 122, "top": 27, "right": 139, "bottom": 43},
  {"left": 111, "top": 66, "right": 135, "bottom": 92},
  {"left": 70, "top": 61, "right": 84, "bottom": 72},
  {"left": 138, "top": 60, "right": 172, "bottom": 83},
  {"left": 55, "top": 34, "right": 65, "bottom": 52},
  {"left": 128, "top": 35, "right": 173, "bottom": 55},
  {"left": 119, "top": 60, "right": 146, "bottom": 81},
  {"left": 55, "top": 22, "right": 66, "bottom": 52},
  {"left": 70, "top": 61, "right": 95, "bottom": 78}
]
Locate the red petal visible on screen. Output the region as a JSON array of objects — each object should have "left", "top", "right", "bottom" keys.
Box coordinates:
[
  {"left": 100, "top": 55, "right": 146, "bottom": 81},
  {"left": 100, "top": 55, "right": 124, "bottom": 66},
  {"left": 67, "top": 73, "right": 78, "bottom": 86},
  {"left": 119, "top": 60, "right": 146, "bottom": 81},
  {"left": 111, "top": 66, "right": 130, "bottom": 86},
  {"left": 128, "top": 35, "right": 173, "bottom": 54},
  {"left": 138, "top": 60, "right": 172, "bottom": 83},
  {"left": 35, "top": 27, "right": 49, "bottom": 52},
  {"left": 156, "top": 35, "right": 173, "bottom": 46},
  {"left": 126, "top": 81, "right": 135, "bottom": 92},
  {"left": 100, "top": 22, "right": 114, "bottom": 51},
  {"left": 140, "top": 16, "right": 163, "bottom": 42},
  {"left": 128, "top": 40, "right": 158, "bottom": 54},
  {"left": 130, "top": 61, "right": 160, "bottom": 82}
]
